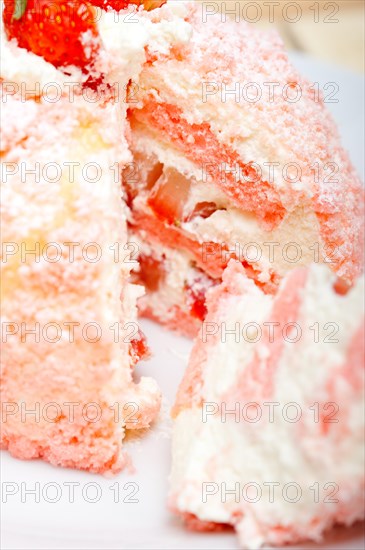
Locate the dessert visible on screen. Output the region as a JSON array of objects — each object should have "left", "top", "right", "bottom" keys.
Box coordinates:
[
  {"left": 125, "top": 2, "right": 364, "bottom": 334},
  {"left": 0, "top": 89, "right": 161, "bottom": 473},
  {"left": 1, "top": 0, "right": 364, "bottom": 546},
  {"left": 4, "top": 0, "right": 362, "bottom": 339},
  {"left": 170, "top": 261, "right": 365, "bottom": 548}
]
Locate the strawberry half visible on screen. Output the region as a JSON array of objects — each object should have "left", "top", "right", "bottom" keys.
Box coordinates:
[{"left": 3, "top": 0, "right": 99, "bottom": 71}]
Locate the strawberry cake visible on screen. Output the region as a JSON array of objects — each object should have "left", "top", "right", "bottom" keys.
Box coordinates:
[
  {"left": 1, "top": 0, "right": 364, "bottom": 546},
  {"left": 0, "top": 83, "right": 162, "bottom": 472},
  {"left": 170, "top": 261, "right": 365, "bottom": 548},
  {"left": 2, "top": 1, "right": 363, "bottom": 335},
  {"left": 124, "top": 2, "right": 364, "bottom": 335}
]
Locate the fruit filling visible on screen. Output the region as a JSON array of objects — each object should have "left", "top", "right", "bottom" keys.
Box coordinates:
[
  {"left": 148, "top": 167, "right": 192, "bottom": 224},
  {"left": 132, "top": 253, "right": 166, "bottom": 293},
  {"left": 125, "top": 149, "right": 226, "bottom": 227},
  {"left": 129, "top": 329, "right": 149, "bottom": 365},
  {"left": 127, "top": 157, "right": 270, "bottom": 284},
  {"left": 184, "top": 272, "right": 216, "bottom": 321},
  {"left": 131, "top": 245, "right": 218, "bottom": 323}
]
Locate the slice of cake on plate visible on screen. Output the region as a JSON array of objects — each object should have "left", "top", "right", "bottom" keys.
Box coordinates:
[
  {"left": 0, "top": 88, "right": 161, "bottom": 473},
  {"left": 170, "top": 261, "right": 364, "bottom": 548},
  {"left": 124, "top": 1, "right": 364, "bottom": 335}
]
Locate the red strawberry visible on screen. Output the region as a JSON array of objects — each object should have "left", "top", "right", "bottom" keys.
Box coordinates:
[
  {"left": 88, "top": 0, "right": 165, "bottom": 12},
  {"left": 3, "top": 0, "right": 99, "bottom": 71}
]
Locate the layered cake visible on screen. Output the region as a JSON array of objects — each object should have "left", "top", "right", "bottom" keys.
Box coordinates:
[
  {"left": 0, "top": 87, "right": 161, "bottom": 473},
  {"left": 3, "top": 2, "right": 363, "bottom": 337},
  {"left": 125, "top": 2, "right": 364, "bottom": 335},
  {"left": 170, "top": 261, "right": 364, "bottom": 548},
  {"left": 1, "top": 0, "right": 364, "bottom": 545}
]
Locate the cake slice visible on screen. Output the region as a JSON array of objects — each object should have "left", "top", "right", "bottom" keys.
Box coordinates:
[
  {"left": 125, "top": 1, "right": 364, "bottom": 335},
  {"left": 0, "top": 90, "right": 161, "bottom": 473},
  {"left": 170, "top": 261, "right": 364, "bottom": 548}
]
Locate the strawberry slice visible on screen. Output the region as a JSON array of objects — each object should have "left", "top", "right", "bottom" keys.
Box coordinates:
[
  {"left": 3, "top": 0, "right": 99, "bottom": 71},
  {"left": 148, "top": 167, "right": 191, "bottom": 225}
]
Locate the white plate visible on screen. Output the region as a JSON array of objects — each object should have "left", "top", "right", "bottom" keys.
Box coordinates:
[{"left": 1, "top": 53, "right": 364, "bottom": 550}]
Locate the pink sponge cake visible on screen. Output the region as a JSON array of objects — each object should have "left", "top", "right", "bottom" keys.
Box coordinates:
[
  {"left": 1, "top": 90, "right": 161, "bottom": 473},
  {"left": 170, "top": 261, "right": 364, "bottom": 548},
  {"left": 125, "top": 1, "right": 364, "bottom": 335}
]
